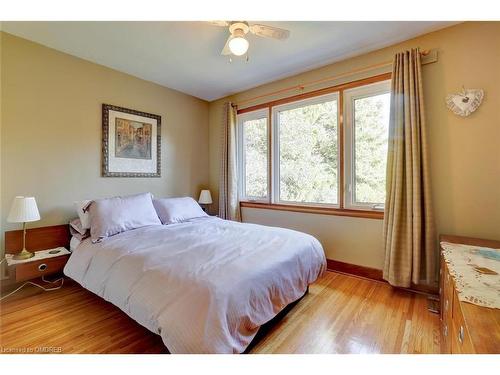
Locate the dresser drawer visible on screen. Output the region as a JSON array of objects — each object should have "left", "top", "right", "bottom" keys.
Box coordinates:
[
  {"left": 440, "top": 260, "right": 454, "bottom": 353},
  {"left": 441, "top": 319, "right": 452, "bottom": 354},
  {"left": 14, "top": 255, "right": 69, "bottom": 282},
  {"left": 442, "top": 263, "right": 454, "bottom": 319},
  {"left": 451, "top": 291, "right": 475, "bottom": 353}
]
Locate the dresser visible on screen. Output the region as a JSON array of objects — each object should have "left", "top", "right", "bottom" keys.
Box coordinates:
[{"left": 440, "top": 235, "right": 500, "bottom": 354}]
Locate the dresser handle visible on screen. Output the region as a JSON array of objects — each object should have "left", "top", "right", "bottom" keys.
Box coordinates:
[
  {"left": 458, "top": 325, "right": 464, "bottom": 344},
  {"left": 38, "top": 263, "right": 48, "bottom": 272},
  {"left": 445, "top": 299, "right": 449, "bottom": 311},
  {"left": 444, "top": 324, "right": 448, "bottom": 337}
]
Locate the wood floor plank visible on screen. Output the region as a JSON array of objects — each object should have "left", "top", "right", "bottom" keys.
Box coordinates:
[{"left": 0, "top": 271, "right": 440, "bottom": 354}]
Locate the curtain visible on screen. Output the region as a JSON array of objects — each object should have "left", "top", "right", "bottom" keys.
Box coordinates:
[
  {"left": 218, "top": 102, "right": 241, "bottom": 221},
  {"left": 383, "top": 48, "right": 436, "bottom": 288}
]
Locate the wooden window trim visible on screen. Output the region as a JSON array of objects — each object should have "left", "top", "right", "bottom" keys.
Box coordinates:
[
  {"left": 236, "top": 73, "right": 391, "bottom": 220},
  {"left": 240, "top": 201, "right": 383, "bottom": 220},
  {"left": 237, "top": 73, "right": 391, "bottom": 114}
]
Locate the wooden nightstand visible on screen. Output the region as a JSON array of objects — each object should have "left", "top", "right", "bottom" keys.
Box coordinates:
[{"left": 6, "top": 247, "right": 70, "bottom": 283}]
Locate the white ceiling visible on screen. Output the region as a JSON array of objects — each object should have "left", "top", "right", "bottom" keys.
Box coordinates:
[{"left": 2, "top": 21, "right": 456, "bottom": 101}]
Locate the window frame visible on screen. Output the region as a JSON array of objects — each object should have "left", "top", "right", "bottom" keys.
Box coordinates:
[
  {"left": 271, "top": 92, "right": 340, "bottom": 208},
  {"left": 236, "top": 73, "right": 391, "bottom": 220},
  {"left": 236, "top": 108, "right": 270, "bottom": 203},
  {"left": 343, "top": 80, "right": 391, "bottom": 211}
]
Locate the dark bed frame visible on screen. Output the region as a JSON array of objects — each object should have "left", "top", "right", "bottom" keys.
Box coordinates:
[{"left": 243, "top": 287, "right": 309, "bottom": 353}]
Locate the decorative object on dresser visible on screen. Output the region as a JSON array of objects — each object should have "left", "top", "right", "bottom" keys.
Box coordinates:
[
  {"left": 198, "top": 189, "right": 213, "bottom": 212},
  {"left": 7, "top": 196, "right": 41, "bottom": 260},
  {"left": 439, "top": 235, "right": 500, "bottom": 354},
  {"left": 102, "top": 104, "right": 161, "bottom": 177}
]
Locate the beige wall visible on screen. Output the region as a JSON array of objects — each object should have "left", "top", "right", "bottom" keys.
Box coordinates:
[
  {"left": 0, "top": 33, "right": 3, "bottom": 245},
  {"left": 1, "top": 32, "right": 209, "bottom": 250},
  {"left": 208, "top": 22, "right": 500, "bottom": 269},
  {"left": 2, "top": 23, "right": 499, "bottom": 270}
]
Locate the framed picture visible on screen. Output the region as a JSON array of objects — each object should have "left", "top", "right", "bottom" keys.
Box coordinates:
[{"left": 102, "top": 104, "right": 161, "bottom": 177}]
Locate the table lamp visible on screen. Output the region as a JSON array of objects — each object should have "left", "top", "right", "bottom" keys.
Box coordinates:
[
  {"left": 198, "top": 190, "right": 213, "bottom": 213},
  {"left": 7, "top": 196, "right": 41, "bottom": 260}
]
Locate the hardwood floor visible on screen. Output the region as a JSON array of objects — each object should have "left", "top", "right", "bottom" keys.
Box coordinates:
[{"left": 0, "top": 271, "right": 440, "bottom": 354}]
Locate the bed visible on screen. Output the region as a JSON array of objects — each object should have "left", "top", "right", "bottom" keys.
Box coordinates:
[{"left": 64, "top": 216, "right": 326, "bottom": 353}]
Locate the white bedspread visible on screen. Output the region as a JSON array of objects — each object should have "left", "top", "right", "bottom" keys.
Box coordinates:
[{"left": 64, "top": 217, "right": 326, "bottom": 353}]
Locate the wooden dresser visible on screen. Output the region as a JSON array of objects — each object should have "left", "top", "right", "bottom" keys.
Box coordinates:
[{"left": 440, "top": 235, "right": 500, "bottom": 354}]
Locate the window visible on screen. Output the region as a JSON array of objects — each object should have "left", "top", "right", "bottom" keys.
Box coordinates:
[
  {"left": 237, "top": 109, "right": 269, "bottom": 201},
  {"left": 344, "top": 81, "right": 391, "bottom": 210},
  {"left": 273, "top": 94, "right": 339, "bottom": 206},
  {"left": 237, "top": 74, "right": 391, "bottom": 218}
]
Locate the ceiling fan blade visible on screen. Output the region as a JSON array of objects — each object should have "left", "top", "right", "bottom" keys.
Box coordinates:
[
  {"left": 209, "top": 21, "right": 230, "bottom": 27},
  {"left": 250, "top": 24, "right": 290, "bottom": 40},
  {"left": 221, "top": 35, "right": 232, "bottom": 55}
]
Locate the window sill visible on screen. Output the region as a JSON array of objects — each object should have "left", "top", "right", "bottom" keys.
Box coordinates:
[{"left": 239, "top": 201, "right": 384, "bottom": 220}]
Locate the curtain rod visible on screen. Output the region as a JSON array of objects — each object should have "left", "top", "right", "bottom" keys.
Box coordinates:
[{"left": 235, "top": 49, "right": 433, "bottom": 108}]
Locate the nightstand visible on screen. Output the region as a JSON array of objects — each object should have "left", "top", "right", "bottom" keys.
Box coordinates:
[{"left": 6, "top": 247, "right": 70, "bottom": 283}]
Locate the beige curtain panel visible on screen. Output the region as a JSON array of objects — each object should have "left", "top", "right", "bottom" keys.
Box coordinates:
[
  {"left": 218, "top": 102, "right": 241, "bottom": 221},
  {"left": 383, "top": 48, "right": 436, "bottom": 288}
]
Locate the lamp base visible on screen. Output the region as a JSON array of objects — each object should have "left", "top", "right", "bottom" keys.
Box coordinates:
[{"left": 13, "top": 248, "right": 35, "bottom": 260}]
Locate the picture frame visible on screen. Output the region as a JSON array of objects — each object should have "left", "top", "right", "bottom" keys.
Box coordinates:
[{"left": 102, "top": 104, "right": 161, "bottom": 177}]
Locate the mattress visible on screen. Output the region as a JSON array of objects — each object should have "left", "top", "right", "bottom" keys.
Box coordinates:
[{"left": 64, "top": 217, "right": 326, "bottom": 353}]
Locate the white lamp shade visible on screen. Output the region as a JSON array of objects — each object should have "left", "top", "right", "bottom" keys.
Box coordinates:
[
  {"left": 7, "top": 196, "right": 41, "bottom": 223},
  {"left": 198, "top": 190, "right": 213, "bottom": 205}
]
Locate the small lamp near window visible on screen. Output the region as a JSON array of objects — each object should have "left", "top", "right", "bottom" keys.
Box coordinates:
[
  {"left": 198, "top": 190, "right": 213, "bottom": 213},
  {"left": 7, "top": 196, "right": 41, "bottom": 260}
]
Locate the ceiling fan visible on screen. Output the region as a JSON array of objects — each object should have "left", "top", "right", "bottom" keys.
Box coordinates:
[{"left": 210, "top": 21, "right": 290, "bottom": 58}]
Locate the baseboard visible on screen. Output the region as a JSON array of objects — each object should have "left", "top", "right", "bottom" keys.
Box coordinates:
[
  {"left": 326, "top": 259, "right": 384, "bottom": 282},
  {"left": 326, "top": 258, "right": 438, "bottom": 296}
]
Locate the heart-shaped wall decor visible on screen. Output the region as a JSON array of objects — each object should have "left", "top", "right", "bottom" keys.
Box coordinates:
[{"left": 445, "top": 88, "right": 484, "bottom": 117}]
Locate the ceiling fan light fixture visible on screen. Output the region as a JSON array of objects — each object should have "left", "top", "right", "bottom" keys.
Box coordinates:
[{"left": 228, "top": 36, "right": 249, "bottom": 56}]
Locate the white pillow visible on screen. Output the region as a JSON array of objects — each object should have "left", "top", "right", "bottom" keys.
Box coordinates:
[
  {"left": 153, "top": 197, "right": 208, "bottom": 225},
  {"left": 74, "top": 200, "right": 91, "bottom": 229},
  {"left": 88, "top": 192, "right": 161, "bottom": 243}
]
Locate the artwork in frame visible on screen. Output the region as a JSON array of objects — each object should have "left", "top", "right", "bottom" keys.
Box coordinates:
[{"left": 102, "top": 104, "right": 161, "bottom": 177}]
